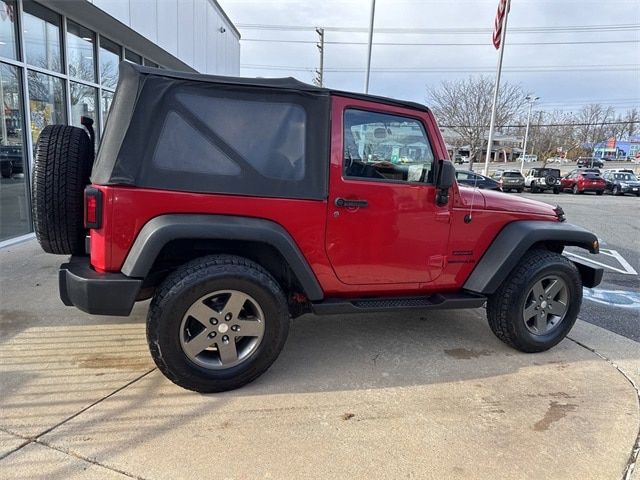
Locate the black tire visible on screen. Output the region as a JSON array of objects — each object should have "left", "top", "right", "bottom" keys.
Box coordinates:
[
  {"left": 1, "top": 162, "right": 12, "bottom": 178},
  {"left": 486, "top": 249, "right": 582, "bottom": 353},
  {"left": 32, "top": 125, "right": 93, "bottom": 254},
  {"left": 517, "top": 188, "right": 524, "bottom": 193},
  {"left": 553, "top": 187, "right": 560, "bottom": 194},
  {"left": 596, "top": 190, "right": 603, "bottom": 196},
  {"left": 147, "top": 255, "right": 290, "bottom": 393},
  {"left": 531, "top": 182, "right": 538, "bottom": 193},
  {"left": 572, "top": 185, "right": 580, "bottom": 195},
  {"left": 612, "top": 186, "right": 620, "bottom": 196}
]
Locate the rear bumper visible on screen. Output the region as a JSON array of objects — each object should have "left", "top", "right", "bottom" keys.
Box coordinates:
[{"left": 59, "top": 256, "right": 142, "bottom": 316}]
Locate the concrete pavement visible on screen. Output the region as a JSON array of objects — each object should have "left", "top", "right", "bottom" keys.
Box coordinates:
[{"left": 1, "top": 240, "right": 638, "bottom": 480}]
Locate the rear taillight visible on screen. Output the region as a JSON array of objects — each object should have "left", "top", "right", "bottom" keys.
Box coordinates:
[{"left": 84, "top": 187, "right": 102, "bottom": 229}]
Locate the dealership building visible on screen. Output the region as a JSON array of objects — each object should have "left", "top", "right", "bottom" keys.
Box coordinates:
[{"left": 0, "top": 0, "right": 240, "bottom": 245}]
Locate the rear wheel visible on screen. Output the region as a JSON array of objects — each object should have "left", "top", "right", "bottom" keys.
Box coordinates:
[
  {"left": 32, "top": 125, "right": 93, "bottom": 254},
  {"left": 146, "top": 255, "right": 290, "bottom": 393},
  {"left": 487, "top": 249, "right": 582, "bottom": 352},
  {"left": 531, "top": 182, "right": 538, "bottom": 193},
  {"left": 572, "top": 185, "right": 580, "bottom": 195}
]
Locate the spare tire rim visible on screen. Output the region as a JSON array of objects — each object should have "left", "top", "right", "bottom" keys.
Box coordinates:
[
  {"left": 522, "top": 275, "right": 569, "bottom": 335},
  {"left": 179, "top": 290, "right": 265, "bottom": 370},
  {"left": 546, "top": 175, "right": 557, "bottom": 185}
]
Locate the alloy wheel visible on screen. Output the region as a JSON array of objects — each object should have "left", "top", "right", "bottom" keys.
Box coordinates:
[
  {"left": 179, "top": 290, "right": 265, "bottom": 369},
  {"left": 522, "top": 275, "right": 569, "bottom": 335}
]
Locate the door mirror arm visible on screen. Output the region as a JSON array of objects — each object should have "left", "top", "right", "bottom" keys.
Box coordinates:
[{"left": 435, "top": 159, "right": 455, "bottom": 206}]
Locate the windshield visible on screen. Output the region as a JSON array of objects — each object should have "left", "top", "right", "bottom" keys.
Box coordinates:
[
  {"left": 614, "top": 173, "right": 637, "bottom": 181},
  {"left": 534, "top": 169, "right": 559, "bottom": 177}
]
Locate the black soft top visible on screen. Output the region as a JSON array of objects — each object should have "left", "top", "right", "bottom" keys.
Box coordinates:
[
  {"left": 92, "top": 63, "right": 429, "bottom": 200},
  {"left": 126, "top": 63, "right": 431, "bottom": 113}
]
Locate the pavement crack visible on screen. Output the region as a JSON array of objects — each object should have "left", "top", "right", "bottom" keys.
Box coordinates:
[
  {"left": 567, "top": 336, "right": 640, "bottom": 480},
  {"left": 33, "top": 439, "right": 151, "bottom": 480},
  {"left": 0, "top": 368, "right": 156, "bottom": 462}
]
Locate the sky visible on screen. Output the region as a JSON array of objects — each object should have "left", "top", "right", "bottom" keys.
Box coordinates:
[{"left": 218, "top": 0, "right": 640, "bottom": 114}]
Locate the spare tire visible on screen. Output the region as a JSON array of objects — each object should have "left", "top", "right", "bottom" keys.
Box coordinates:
[
  {"left": 545, "top": 175, "right": 557, "bottom": 185},
  {"left": 32, "top": 125, "right": 94, "bottom": 255}
]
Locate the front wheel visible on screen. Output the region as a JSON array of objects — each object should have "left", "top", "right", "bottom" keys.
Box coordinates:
[
  {"left": 613, "top": 186, "right": 620, "bottom": 196},
  {"left": 486, "top": 249, "right": 582, "bottom": 353},
  {"left": 553, "top": 187, "right": 560, "bottom": 194},
  {"left": 146, "top": 255, "right": 290, "bottom": 393},
  {"left": 530, "top": 182, "right": 538, "bottom": 193}
]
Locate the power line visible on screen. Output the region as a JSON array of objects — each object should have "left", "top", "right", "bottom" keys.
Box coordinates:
[
  {"left": 240, "top": 63, "right": 639, "bottom": 73},
  {"left": 236, "top": 23, "right": 640, "bottom": 34},
  {"left": 441, "top": 121, "right": 640, "bottom": 128},
  {"left": 241, "top": 38, "right": 640, "bottom": 47}
]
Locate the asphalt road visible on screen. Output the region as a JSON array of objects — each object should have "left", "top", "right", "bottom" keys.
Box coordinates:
[{"left": 515, "top": 189, "right": 640, "bottom": 342}]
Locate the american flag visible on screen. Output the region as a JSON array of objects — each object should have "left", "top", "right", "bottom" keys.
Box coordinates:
[{"left": 492, "top": 0, "right": 509, "bottom": 49}]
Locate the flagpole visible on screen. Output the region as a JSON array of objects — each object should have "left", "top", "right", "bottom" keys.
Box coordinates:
[
  {"left": 364, "top": 0, "right": 376, "bottom": 93},
  {"left": 483, "top": 0, "right": 511, "bottom": 176}
]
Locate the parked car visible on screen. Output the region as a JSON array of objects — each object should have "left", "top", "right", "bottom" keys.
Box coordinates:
[
  {"left": 577, "top": 157, "right": 604, "bottom": 168},
  {"left": 560, "top": 171, "right": 606, "bottom": 195},
  {"left": 455, "top": 170, "right": 501, "bottom": 190},
  {"left": 492, "top": 169, "right": 525, "bottom": 192},
  {"left": 521, "top": 154, "right": 538, "bottom": 163},
  {"left": 30, "top": 62, "right": 602, "bottom": 393},
  {"left": 524, "top": 167, "right": 562, "bottom": 193},
  {"left": 0, "top": 145, "right": 24, "bottom": 178},
  {"left": 602, "top": 171, "right": 640, "bottom": 196},
  {"left": 604, "top": 168, "right": 634, "bottom": 174}
]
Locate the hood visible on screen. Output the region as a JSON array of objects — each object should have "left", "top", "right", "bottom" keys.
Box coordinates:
[{"left": 479, "top": 188, "right": 557, "bottom": 217}]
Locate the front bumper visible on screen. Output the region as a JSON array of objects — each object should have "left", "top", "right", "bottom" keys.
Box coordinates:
[
  {"left": 59, "top": 256, "right": 142, "bottom": 316},
  {"left": 621, "top": 185, "right": 640, "bottom": 194}
]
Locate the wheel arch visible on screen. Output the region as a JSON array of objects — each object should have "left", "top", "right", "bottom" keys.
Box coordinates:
[
  {"left": 463, "top": 220, "right": 601, "bottom": 295},
  {"left": 121, "top": 214, "right": 324, "bottom": 301}
]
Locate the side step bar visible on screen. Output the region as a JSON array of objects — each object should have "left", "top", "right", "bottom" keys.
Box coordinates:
[{"left": 311, "top": 292, "right": 486, "bottom": 316}]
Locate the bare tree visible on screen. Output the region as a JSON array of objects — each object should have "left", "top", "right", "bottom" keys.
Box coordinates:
[{"left": 427, "top": 75, "right": 529, "bottom": 169}]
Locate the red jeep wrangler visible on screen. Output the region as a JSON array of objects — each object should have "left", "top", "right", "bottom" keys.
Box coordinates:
[{"left": 32, "top": 64, "right": 602, "bottom": 393}]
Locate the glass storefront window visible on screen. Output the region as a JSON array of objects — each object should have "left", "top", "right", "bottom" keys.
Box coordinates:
[
  {"left": 99, "top": 36, "right": 119, "bottom": 89},
  {"left": 70, "top": 81, "right": 97, "bottom": 136},
  {"left": 0, "top": 1, "right": 18, "bottom": 60},
  {"left": 124, "top": 49, "right": 142, "bottom": 65},
  {"left": 27, "top": 70, "right": 65, "bottom": 148},
  {"left": 22, "top": 1, "right": 62, "bottom": 72},
  {"left": 101, "top": 90, "right": 113, "bottom": 131},
  {"left": 0, "top": 62, "right": 30, "bottom": 241},
  {"left": 67, "top": 20, "right": 95, "bottom": 83}
]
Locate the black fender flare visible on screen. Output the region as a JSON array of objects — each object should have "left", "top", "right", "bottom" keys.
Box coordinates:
[
  {"left": 463, "top": 221, "right": 600, "bottom": 295},
  {"left": 121, "top": 214, "right": 324, "bottom": 301}
]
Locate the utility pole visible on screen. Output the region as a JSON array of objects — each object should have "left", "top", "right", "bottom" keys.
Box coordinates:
[
  {"left": 364, "top": 0, "right": 376, "bottom": 93},
  {"left": 314, "top": 27, "right": 324, "bottom": 87},
  {"left": 520, "top": 95, "right": 539, "bottom": 173}
]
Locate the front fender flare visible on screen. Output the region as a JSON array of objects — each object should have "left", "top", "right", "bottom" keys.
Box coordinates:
[
  {"left": 121, "top": 214, "right": 324, "bottom": 301},
  {"left": 463, "top": 220, "right": 599, "bottom": 295}
]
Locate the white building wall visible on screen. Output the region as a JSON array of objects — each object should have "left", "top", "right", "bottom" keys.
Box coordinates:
[{"left": 87, "top": 0, "right": 240, "bottom": 75}]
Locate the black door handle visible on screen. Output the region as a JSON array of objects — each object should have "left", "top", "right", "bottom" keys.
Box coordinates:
[{"left": 335, "top": 197, "right": 368, "bottom": 208}]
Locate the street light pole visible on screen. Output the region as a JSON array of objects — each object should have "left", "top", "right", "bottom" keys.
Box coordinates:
[
  {"left": 364, "top": 0, "right": 376, "bottom": 93},
  {"left": 520, "top": 95, "right": 539, "bottom": 173}
]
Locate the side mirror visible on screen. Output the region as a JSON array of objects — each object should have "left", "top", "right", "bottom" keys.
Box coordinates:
[{"left": 436, "top": 160, "right": 455, "bottom": 206}]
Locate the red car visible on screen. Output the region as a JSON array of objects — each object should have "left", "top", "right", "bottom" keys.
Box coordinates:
[
  {"left": 30, "top": 63, "right": 602, "bottom": 393},
  {"left": 560, "top": 170, "right": 606, "bottom": 195}
]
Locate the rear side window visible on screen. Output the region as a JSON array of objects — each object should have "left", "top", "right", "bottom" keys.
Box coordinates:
[
  {"left": 343, "top": 109, "right": 435, "bottom": 184},
  {"left": 153, "top": 93, "right": 306, "bottom": 181}
]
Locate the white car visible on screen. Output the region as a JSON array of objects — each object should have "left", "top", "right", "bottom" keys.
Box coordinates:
[{"left": 524, "top": 167, "right": 561, "bottom": 194}]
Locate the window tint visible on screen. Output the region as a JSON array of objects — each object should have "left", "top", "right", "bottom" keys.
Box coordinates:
[
  {"left": 153, "top": 111, "right": 241, "bottom": 176},
  {"left": 456, "top": 171, "right": 469, "bottom": 180},
  {"left": 503, "top": 171, "right": 522, "bottom": 177},
  {"left": 174, "top": 92, "right": 306, "bottom": 181},
  {"left": 343, "top": 109, "right": 434, "bottom": 184}
]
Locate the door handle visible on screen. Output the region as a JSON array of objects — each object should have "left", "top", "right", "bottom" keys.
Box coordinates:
[{"left": 335, "top": 197, "right": 368, "bottom": 208}]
